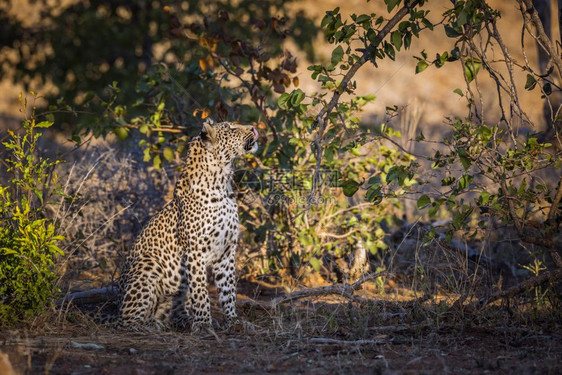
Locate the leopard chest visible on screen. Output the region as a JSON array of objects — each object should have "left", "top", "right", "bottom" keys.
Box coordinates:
[{"left": 181, "top": 193, "right": 239, "bottom": 263}]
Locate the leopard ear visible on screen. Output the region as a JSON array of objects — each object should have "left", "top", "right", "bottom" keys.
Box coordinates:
[{"left": 201, "top": 120, "right": 217, "bottom": 145}]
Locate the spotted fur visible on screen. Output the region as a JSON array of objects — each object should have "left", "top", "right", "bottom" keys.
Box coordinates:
[{"left": 117, "top": 121, "right": 259, "bottom": 331}]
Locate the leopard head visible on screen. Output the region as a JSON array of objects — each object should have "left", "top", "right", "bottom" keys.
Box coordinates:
[{"left": 200, "top": 120, "right": 259, "bottom": 164}]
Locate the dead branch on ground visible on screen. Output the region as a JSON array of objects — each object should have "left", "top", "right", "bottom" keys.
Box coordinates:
[
  {"left": 465, "top": 268, "right": 562, "bottom": 311},
  {"left": 269, "top": 271, "right": 387, "bottom": 307}
]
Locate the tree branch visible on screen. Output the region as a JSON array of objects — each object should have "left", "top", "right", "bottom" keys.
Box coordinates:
[
  {"left": 467, "top": 268, "right": 562, "bottom": 310},
  {"left": 309, "top": 0, "right": 421, "bottom": 199},
  {"left": 313, "top": 0, "right": 421, "bottom": 132},
  {"left": 270, "top": 271, "right": 387, "bottom": 306},
  {"left": 519, "top": 0, "right": 562, "bottom": 79}
]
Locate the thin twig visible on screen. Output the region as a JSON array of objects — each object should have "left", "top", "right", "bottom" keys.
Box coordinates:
[
  {"left": 318, "top": 229, "right": 357, "bottom": 239},
  {"left": 518, "top": 0, "right": 562, "bottom": 78},
  {"left": 270, "top": 271, "right": 387, "bottom": 307},
  {"left": 309, "top": 337, "right": 390, "bottom": 345}
]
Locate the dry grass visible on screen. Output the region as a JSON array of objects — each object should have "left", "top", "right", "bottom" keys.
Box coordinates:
[
  {"left": 1, "top": 277, "right": 560, "bottom": 374},
  {"left": 52, "top": 137, "right": 174, "bottom": 291}
]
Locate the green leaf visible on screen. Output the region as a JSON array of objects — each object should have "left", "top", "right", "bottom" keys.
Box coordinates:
[
  {"left": 404, "top": 32, "right": 412, "bottom": 49},
  {"left": 309, "top": 257, "right": 322, "bottom": 272},
  {"left": 163, "top": 147, "right": 175, "bottom": 162},
  {"left": 384, "top": 42, "right": 395, "bottom": 60},
  {"left": 478, "top": 191, "right": 490, "bottom": 206},
  {"left": 543, "top": 82, "right": 552, "bottom": 95},
  {"left": 324, "top": 146, "right": 334, "bottom": 162},
  {"left": 386, "top": 166, "right": 408, "bottom": 186},
  {"left": 457, "top": 8, "right": 469, "bottom": 26},
  {"left": 331, "top": 45, "right": 344, "bottom": 67},
  {"left": 83, "top": 91, "right": 94, "bottom": 103},
  {"left": 524, "top": 74, "right": 537, "bottom": 90},
  {"left": 464, "top": 58, "right": 481, "bottom": 83},
  {"left": 391, "top": 31, "right": 402, "bottom": 50},
  {"left": 35, "top": 121, "right": 53, "bottom": 128},
  {"left": 428, "top": 201, "right": 440, "bottom": 218},
  {"left": 342, "top": 179, "right": 360, "bottom": 197},
  {"left": 445, "top": 229, "right": 453, "bottom": 242},
  {"left": 417, "top": 194, "right": 431, "bottom": 209},
  {"left": 321, "top": 14, "right": 334, "bottom": 28},
  {"left": 518, "top": 178, "right": 527, "bottom": 195},
  {"left": 113, "top": 126, "right": 129, "bottom": 141},
  {"left": 153, "top": 154, "right": 162, "bottom": 170},
  {"left": 444, "top": 24, "right": 462, "bottom": 37},
  {"left": 355, "top": 14, "right": 370, "bottom": 24},
  {"left": 416, "top": 60, "right": 429, "bottom": 74},
  {"left": 278, "top": 93, "right": 290, "bottom": 109},
  {"left": 441, "top": 177, "right": 455, "bottom": 186},
  {"left": 457, "top": 174, "right": 472, "bottom": 190},
  {"left": 368, "top": 175, "right": 381, "bottom": 185},
  {"left": 290, "top": 89, "right": 305, "bottom": 106},
  {"left": 422, "top": 18, "right": 434, "bottom": 30},
  {"left": 458, "top": 148, "right": 472, "bottom": 170},
  {"left": 366, "top": 185, "right": 382, "bottom": 204},
  {"left": 422, "top": 227, "right": 436, "bottom": 246},
  {"left": 385, "top": 0, "right": 400, "bottom": 13},
  {"left": 452, "top": 211, "right": 465, "bottom": 229},
  {"left": 143, "top": 147, "right": 151, "bottom": 162},
  {"left": 453, "top": 88, "right": 464, "bottom": 96},
  {"left": 33, "top": 188, "right": 43, "bottom": 204}
]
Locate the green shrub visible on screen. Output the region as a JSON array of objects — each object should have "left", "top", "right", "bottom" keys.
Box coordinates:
[{"left": 0, "top": 95, "right": 65, "bottom": 325}]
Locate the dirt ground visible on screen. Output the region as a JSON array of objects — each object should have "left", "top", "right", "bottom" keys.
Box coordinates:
[{"left": 1, "top": 280, "right": 560, "bottom": 375}]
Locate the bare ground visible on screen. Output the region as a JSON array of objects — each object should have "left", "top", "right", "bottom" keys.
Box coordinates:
[{"left": 1, "top": 280, "right": 560, "bottom": 375}]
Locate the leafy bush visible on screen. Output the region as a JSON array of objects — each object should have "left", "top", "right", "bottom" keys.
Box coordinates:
[
  {"left": 77, "top": 2, "right": 425, "bottom": 282},
  {"left": 413, "top": 0, "right": 562, "bottom": 265},
  {"left": 0, "top": 95, "right": 65, "bottom": 325}
]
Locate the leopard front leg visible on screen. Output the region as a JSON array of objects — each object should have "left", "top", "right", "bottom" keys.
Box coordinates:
[
  {"left": 187, "top": 252, "right": 213, "bottom": 331},
  {"left": 212, "top": 243, "right": 238, "bottom": 327},
  {"left": 177, "top": 205, "right": 213, "bottom": 332},
  {"left": 167, "top": 259, "right": 192, "bottom": 329}
]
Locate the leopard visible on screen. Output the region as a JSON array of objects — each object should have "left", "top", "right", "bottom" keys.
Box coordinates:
[{"left": 116, "top": 120, "right": 259, "bottom": 332}]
